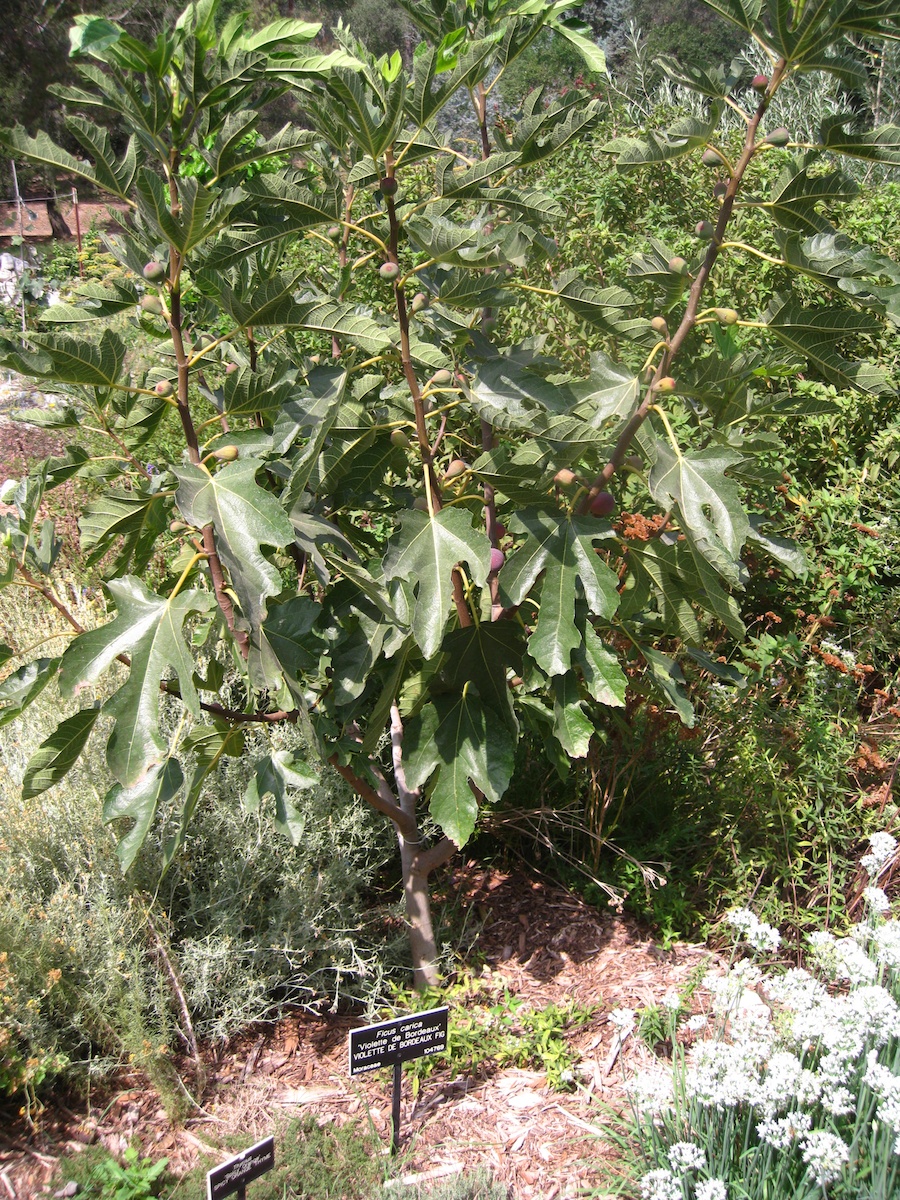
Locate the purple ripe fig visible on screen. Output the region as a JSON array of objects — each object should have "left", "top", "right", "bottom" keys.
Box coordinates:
[
  {"left": 379, "top": 175, "right": 398, "bottom": 196},
  {"left": 656, "top": 376, "right": 677, "bottom": 393},
  {"left": 489, "top": 547, "right": 505, "bottom": 573},
  {"left": 140, "top": 294, "right": 163, "bottom": 315},
  {"left": 589, "top": 491, "right": 616, "bottom": 517},
  {"left": 390, "top": 429, "right": 410, "bottom": 449},
  {"left": 431, "top": 369, "right": 453, "bottom": 386},
  {"left": 695, "top": 221, "right": 715, "bottom": 240},
  {"left": 142, "top": 261, "right": 166, "bottom": 282},
  {"left": 213, "top": 444, "right": 239, "bottom": 462},
  {"left": 701, "top": 148, "right": 724, "bottom": 167},
  {"left": 226, "top": 362, "right": 239, "bottom": 375},
  {"left": 625, "top": 454, "right": 643, "bottom": 471},
  {"left": 764, "top": 127, "right": 791, "bottom": 147},
  {"left": 444, "top": 458, "right": 467, "bottom": 481},
  {"left": 494, "top": 522, "right": 507, "bottom": 539},
  {"left": 751, "top": 73, "right": 769, "bottom": 91},
  {"left": 713, "top": 307, "right": 739, "bottom": 325},
  {"left": 554, "top": 468, "right": 578, "bottom": 487},
  {"left": 668, "top": 256, "right": 689, "bottom": 277},
  {"left": 379, "top": 261, "right": 400, "bottom": 281},
  {"left": 413, "top": 496, "right": 430, "bottom": 511},
  {"left": 713, "top": 180, "right": 729, "bottom": 199},
  {"left": 154, "top": 379, "right": 174, "bottom": 397},
  {"left": 650, "top": 315, "right": 669, "bottom": 337}
]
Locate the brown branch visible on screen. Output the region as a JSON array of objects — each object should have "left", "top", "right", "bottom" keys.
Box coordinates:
[
  {"left": 413, "top": 836, "right": 457, "bottom": 876},
  {"left": 328, "top": 753, "right": 415, "bottom": 837},
  {"left": 581, "top": 61, "right": 787, "bottom": 511},
  {"left": 383, "top": 159, "right": 472, "bottom": 630},
  {"left": 169, "top": 259, "right": 250, "bottom": 658}
]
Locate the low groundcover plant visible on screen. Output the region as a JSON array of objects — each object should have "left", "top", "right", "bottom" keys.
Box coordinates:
[{"left": 617, "top": 831, "right": 900, "bottom": 1200}]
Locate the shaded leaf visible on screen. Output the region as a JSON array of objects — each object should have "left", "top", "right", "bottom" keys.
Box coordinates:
[
  {"left": 22, "top": 707, "right": 100, "bottom": 800},
  {"left": 104, "top": 757, "right": 184, "bottom": 871}
]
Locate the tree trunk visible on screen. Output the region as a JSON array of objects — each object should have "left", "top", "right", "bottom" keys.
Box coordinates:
[
  {"left": 45, "top": 196, "right": 70, "bottom": 239},
  {"left": 399, "top": 835, "right": 441, "bottom": 989}
]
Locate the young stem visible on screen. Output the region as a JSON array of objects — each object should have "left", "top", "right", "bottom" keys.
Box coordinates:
[
  {"left": 169, "top": 253, "right": 249, "bottom": 658},
  {"left": 383, "top": 157, "right": 472, "bottom": 629},
  {"left": 581, "top": 58, "right": 788, "bottom": 510}
]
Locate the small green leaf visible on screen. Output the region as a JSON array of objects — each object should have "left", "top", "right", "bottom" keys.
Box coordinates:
[
  {"left": 104, "top": 757, "right": 184, "bottom": 871},
  {"left": 382, "top": 509, "right": 491, "bottom": 660},
  {"left": 244, "top": 750, "right": 317, "bottom": 843},
  {"left": 551, "top": 671, "right": 593, "bottom": 757},
  {"left": 22, "top": 708, "right": 100, "bottom": 800},
  {"left": 0, "top": 657, "right": 60, "bottom": 727}
]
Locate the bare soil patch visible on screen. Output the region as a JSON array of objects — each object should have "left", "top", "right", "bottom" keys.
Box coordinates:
[{"left": 0, "top": 869, "right": 718, "bottom": 1199}]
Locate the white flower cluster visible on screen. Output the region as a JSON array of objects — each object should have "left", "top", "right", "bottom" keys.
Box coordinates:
[
  {"left": 725, "top": 908, "right": 781, "bottom": 952},
  {"left": 864, "top": 1050, "right": 900, "bottom": 1153},
  {"left": 629, "top": 833, "right": 900, "bottom": 1199},
  {"left": 609, "top": 1006, "right": 636, "bottom": 1038},
  {"left": 861, "top": 832, "right": 898, "bottom": 879}
]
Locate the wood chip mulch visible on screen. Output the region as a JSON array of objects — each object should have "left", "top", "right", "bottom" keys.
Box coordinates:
[{"left": 1, "top": 869, "right": 719, "bottom": 1199}]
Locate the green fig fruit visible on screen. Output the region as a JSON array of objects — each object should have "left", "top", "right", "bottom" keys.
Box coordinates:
[
  {"left": 695, "top": 221, "right": 715, "bottom": 240},
  {"left": 701, "top": 148, "right": 724, "bottom": 167},
  {"left": 443, "top": 459, "right": 467, "bottom": 481},
  {"left": 142, "top": 261, "right": 166, "bottom": 283},
  {"left": 140, "top": 295, "right": 163, "bottom": 315},
  {"left": 213, "top": 445, "right": 239, "bottom": 462},
  {"left": 650, "top": 316, "right": 669, "bottom": 337},
  {"left": 554, "top": 468, "right": 578, "bottom": 487},
  {"left": 379, "top": 262, "right": 400, "bottom": 281},
  {"left": 764, "top": 127, "right": 791, "bottom": 147},
  {"left": 390, "top": 429, "right": 410, "bottom": 449},
  {"left": 154, "top": 379, "right": 174, "bottom": 397},
  {"left": 668, "top": 256, "right": 690, "bottom": 277},
  {"left": 431, "top": 369, "right": 453, "bottom": 386},
  {"left": 714, "top": 307, "right": 739, "bottom": 325}
]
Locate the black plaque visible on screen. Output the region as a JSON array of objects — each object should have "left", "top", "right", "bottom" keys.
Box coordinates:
[
  {"left": 207, "top": 1136, "right": 275, "bottom": 1200},
  {"left": 348, "top": 1006, "right": 448, "bottom": 1075}
]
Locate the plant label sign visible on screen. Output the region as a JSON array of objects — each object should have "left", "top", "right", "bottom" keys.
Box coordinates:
[
  {"left": 349, "top": 1005, "right": 448, "bottom": 1074},
  {"left": 207, "top": 1136, "right": 275, "bottom": 1200},
  {"left": 349, "top": 1006, "right": 449, "bottom": 1153}
]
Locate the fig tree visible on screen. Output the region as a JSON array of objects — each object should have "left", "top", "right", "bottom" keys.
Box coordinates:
[
  {"left": 142, "top": 261, "right": 166, "bottom": 282},
  {"left": 589, "top": 491, "right": 616, "bottom": 517},
  {"left": 379, "top": 262, "right": 400, "bottom": 281}
]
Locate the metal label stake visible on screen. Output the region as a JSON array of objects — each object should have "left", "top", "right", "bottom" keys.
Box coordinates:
[{"left": 348, "top": 1006, "right": 449, "bottom": 1153}]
